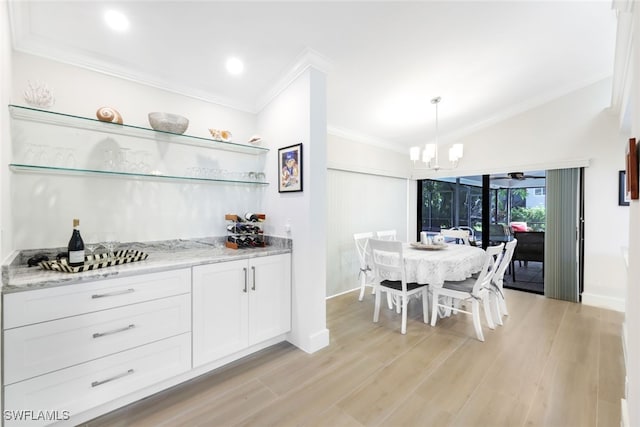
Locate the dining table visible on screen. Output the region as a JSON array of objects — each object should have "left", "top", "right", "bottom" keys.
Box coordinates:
[{"left": 401, "top": 243, "right": 486, "bottom": 286}]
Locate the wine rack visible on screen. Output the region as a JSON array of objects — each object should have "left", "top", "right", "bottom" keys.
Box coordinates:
[{"left": 225, "top": 213, "right": 266, "bottom": 249}]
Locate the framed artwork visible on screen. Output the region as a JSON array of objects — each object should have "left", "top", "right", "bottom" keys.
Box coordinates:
[
  {"left": 619, "top": 170, "right": 630, "bottom": 206},
  {"left": 626, "top": 138, "right": 639, "bottom": 200},
  {"left": 278, "top": 143, "right": 303, "bottom": 193}
]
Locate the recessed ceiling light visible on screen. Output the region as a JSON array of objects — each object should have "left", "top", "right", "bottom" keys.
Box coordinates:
[
  {"left": 104, "top": 10, "right": 130, "bottom": 32},
  {"left": 226, "top": 57, "right": 244, "bottom": 75}
]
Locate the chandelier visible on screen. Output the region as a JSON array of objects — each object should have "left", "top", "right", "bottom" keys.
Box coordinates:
[{"left": 410, "top": 97, "right": 463, "bottom": 171}]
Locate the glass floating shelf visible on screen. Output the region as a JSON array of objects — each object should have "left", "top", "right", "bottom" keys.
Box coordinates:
[
  {"left": 8, "top": 104, "right": 269, "bottom": 155},
  {"left": 9, "top": 164, "right": 270, "bottom": 186}
]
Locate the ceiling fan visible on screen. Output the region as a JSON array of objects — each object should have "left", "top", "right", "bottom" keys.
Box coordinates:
[{"left": 493, "top": 172, "right": 545, "bottom": 180}]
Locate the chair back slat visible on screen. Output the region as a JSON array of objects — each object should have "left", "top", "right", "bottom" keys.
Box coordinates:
[
  {"left": 493, "top": 239, "right": 518, "bottom": 286},
  {"left": 441, "top": 228, "right": 471, "bottom": 245},
  {"left": 353, "top": 232, "right": 374, "bottom": 270},
  {"left": 369, "top": 239, "right": 408, "bottom": 292},
  {"left": 376, "top": 230, "right": 397, "bottom": 241},
  {"left": 472, "top": 243, "right": 504, "bottom": 295}
]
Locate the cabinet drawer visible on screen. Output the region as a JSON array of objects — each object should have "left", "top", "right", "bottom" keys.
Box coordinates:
[
  {"left": 3, "top": 268, "right": 191, "bottom": 328},
  {"left": 3, "top": 333, "right": 191, "bottom": 427},
  {"left": 4, "top": 294, "right": 191, "bottom": 385}
]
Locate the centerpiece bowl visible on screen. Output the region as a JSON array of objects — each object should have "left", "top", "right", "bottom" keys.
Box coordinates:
[{"left": 148, "top": 112, "right": 189, "bottom": 134}]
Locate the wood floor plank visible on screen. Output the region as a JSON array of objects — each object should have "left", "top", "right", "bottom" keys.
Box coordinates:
[
  {"left": 382, "top": 393, "right": 455, "bottom": 427},
  {"left": 336, "top": 331, "right": 464, "bottom": 426},
  {"left": 85, "top": 290, "right": 625, "bottom": 427},
  {"left": 304, "top": 405, "right": 364, "bottom": 427},
  {"left": 234, "top": 351, "right": 384, "bottom": 426}
]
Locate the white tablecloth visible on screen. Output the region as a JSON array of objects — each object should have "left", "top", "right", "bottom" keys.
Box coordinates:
[{"left": 373, "top": 243, "right": 486, "bottom": 287}]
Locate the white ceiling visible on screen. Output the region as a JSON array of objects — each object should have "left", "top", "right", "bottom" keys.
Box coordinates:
[{"left": 8, "top": 1, "right": 618, "bottom": 152}]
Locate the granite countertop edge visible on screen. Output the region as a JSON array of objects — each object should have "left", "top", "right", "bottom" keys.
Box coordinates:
[{"left": 1, "top": 236, "right": 292, "bottom": 294}]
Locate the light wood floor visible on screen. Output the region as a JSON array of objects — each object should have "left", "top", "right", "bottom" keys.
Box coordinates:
[{"left": 85, "top": 289, "right": 625, "bottom": 427}]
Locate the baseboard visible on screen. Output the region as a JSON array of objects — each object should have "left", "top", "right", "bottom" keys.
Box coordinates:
[
  {"left": 581, "top": 292, "right": 625, "bottom": 312},
  {"left": 621, "top": 398, "right": 629, "bottom": 427},
  {"left": 288, "top": 328, "right": 330, "bottom": 354}
]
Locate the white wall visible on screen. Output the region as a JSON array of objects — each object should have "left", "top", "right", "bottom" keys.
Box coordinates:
[
  {"left": 258, "top": 67, "right": 329, "bottom": 353},
  {"left": 9, "top": 53, "right": 266, "bottom": 249},
  {"left": 0, "top": 0, "right": 12, "bottom": 412},
  {"left": 621, "top": 5, "right": 640, "bottom": 426},
  {"left": 326, "top": 168, "right": 408, "bottom": 297},
  {"left": 327, "top": 133, "right": 410, "bottom": 179},
  {"left": 1, "top": 2, "right": 13, "bottom": 261}
]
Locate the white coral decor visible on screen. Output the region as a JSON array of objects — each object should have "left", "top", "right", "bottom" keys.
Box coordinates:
[{"left": 23, "top": 80, "right": 55, "bottom": 108}]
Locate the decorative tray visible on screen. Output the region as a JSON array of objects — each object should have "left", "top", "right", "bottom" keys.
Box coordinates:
[
  {"left": 39, "top": 250, "right": 149, "bottom": 273},
  {"left": 410, "top": 242, "right": 448, "bottom": 250}
]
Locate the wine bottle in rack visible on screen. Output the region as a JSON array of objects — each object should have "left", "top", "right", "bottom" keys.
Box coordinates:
[
  {"left": 245, "top": 212, "right": 260, "bottom": 222},
  {"left": 67, "top": 218, "right": 85, "bottom": 267}
]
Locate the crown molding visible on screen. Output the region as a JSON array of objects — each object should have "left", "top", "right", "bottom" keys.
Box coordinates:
[{"left": 254, "top": 47, "right": 332, "bottom": 113}]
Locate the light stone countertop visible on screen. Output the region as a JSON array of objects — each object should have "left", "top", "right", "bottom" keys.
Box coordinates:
[{"left": 1, "top": 236, "right": 292, "bottom": 294}]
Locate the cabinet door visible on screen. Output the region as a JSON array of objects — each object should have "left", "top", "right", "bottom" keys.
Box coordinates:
[
  {"left": 192, "top": 260, "right": 249, "bottom": 367},
  {"left": 249, "top": 254, "right": 292, "bottom": 345}
]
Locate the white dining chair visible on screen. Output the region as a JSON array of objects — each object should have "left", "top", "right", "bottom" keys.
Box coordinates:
[
  {"left": 489, "top": 239, "right": 517, "bottom": 325},
  {"left": 430, "top": 243, "right": 504, "bottom": 342},
  {"left": 441, "top": 228, "right": 471, "bottom": 245},
  {"left": 353, "top": 232, "right": 394, "bottom": 309},
  {"left": 369, "top": 239, "right": 429, "bottom": 334},
  {"left": 353, "top": 232, "right": 376, "bottom": 301},
  {"left": 375, "top": 230, "right": 397, "bottom": 241}
]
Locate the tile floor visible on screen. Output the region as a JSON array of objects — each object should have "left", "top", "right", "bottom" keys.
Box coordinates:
[{"left": 504, "top": 261, "right": 544, "bottom": 294}]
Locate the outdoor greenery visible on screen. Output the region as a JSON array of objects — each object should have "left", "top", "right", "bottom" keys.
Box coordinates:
[
  {"left": 420, "top": 179, "right": 546, "bottom": 236},
  {"left": 511, "top": 206, "right": 546, "bottom": 231}
]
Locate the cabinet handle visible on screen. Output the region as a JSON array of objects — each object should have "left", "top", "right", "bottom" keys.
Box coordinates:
[
  {"left": 252, "top": 266, "right": 256, "bottom": 291},
  {"left": 243, "top": 267, "right": 248, "bottom": 293},
  {"left": 91, "top": 288, "right": 135, "bottom": 299},
  {"left": 91, "top": 369, "right": 134, "bottom": 387},
  {"left": 92, "top": 324, "right": 135, "bottom": 339}
]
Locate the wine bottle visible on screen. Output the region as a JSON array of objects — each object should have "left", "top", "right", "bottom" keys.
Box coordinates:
[{"left": 67, "top": 218, "right": 85, "bottom": 267}]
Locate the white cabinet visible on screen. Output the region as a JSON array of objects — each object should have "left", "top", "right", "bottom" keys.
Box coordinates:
[
  {"left": 192, "top": 253, "right": 291, "bottom": 367},
  {"left": 4, "top": 334, "right": 191, "bottom": 427},
  {"left": 2, "top": 268, "right": 192, "bottom": 426}
]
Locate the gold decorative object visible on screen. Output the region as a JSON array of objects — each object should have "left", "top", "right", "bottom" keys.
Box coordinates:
[
  {"left": 96, "top": 107, "right": 123, "bottom": 124},
  {"left": 209, "top": 128, "right": 232, "bottom": 142}
]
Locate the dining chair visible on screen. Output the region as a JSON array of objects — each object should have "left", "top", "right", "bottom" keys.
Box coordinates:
[
  {"left": 511, "top": 231, "right": 544, "bottom": 280},
  {"left": 455, "top": 226, "right": 478, "bottom": 246},
  {"left": 430, "top": 243, "right": 504, "bottom": 342},
  {"left": 489, "top": 239, "right": 518, "bottom": 326},
  {"left": 375, "top": 230, "right": 397, "bottom": 241},
  {"left": 369, "top": 239, "right": 429, "bottom": 334},
  {"left": 440, "top": 228, "right": 471, "bottom": 245},
  {"left": 353, "top": 232, "right": 376, "bottom": 301}
]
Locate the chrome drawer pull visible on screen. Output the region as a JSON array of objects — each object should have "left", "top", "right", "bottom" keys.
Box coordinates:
[
  {"left": 91, "top": 369, "right": 134, "bottom": 387},
  {"left": 251, "top": 266, "right": 256, "bottom": 291},
  {"left": 91, "top": 288, "right": 135, "bottom": 299},
  {"left": 243, "top": 267, "right": 248, "bottom": 293},
  {"left": 92, "top": 324, "right": 135, "bottom": 339}
]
